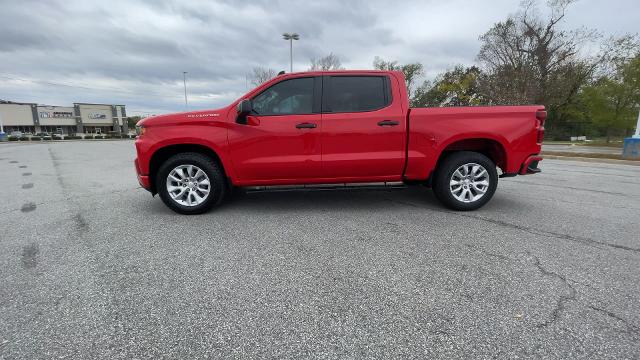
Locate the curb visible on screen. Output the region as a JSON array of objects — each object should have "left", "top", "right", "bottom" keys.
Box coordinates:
[{"left": 543, "top": 154, "right": 640, "bottom": 166}]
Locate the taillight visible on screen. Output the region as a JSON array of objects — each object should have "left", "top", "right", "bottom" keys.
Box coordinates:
[{"left": 536, "top": 110, "right": 546, "bottom": 144}]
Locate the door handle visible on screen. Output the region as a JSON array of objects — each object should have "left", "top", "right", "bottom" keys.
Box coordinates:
[
  {"left": 377, "top": 120, "right": 399, "bottom": 126},
  {"left": 296, "top": 123, "right": 317, "bottom": 129}
]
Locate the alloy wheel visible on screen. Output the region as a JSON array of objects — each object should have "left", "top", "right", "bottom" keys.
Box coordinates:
[
  {"left": 449, "top": 163, "right": 490, "bottom": 203},
  {"left": 166, "top": 165, "right": 211, "bottom": 206}
]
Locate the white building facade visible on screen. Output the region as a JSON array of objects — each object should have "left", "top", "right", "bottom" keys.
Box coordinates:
[{"left": 0, "top": 101, "right": 127, "bottom": 135}]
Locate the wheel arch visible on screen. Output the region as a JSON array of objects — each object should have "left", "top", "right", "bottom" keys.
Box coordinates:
[
  {"left": 435, "top": 137, "right": 508, "bottom": 173},
  {"left": 148, "top": 143, "right": 228, "bottom": 194}
]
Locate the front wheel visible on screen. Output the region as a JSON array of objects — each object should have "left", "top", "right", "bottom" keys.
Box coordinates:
[
  {"left": 432, "top": 151, "right": 498, "bottom": 211},
  {"left": 156, "top": 152, "right": 227, "bottom": 214}
]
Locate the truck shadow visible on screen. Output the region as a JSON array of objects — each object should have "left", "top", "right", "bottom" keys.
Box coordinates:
[
  {"left": 223, "top": 186, "right": 443, "bottom": 213},
  {"left": 145, "top": 184, "right": 522, "bottom": 215}
]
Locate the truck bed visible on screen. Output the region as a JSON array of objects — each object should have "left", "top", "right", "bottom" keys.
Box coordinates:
[{"left": 404, "top": 105, "right": 544, "bottom": 180}]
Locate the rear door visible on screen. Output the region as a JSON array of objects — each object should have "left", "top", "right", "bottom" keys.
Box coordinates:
[
  {"left": 228, "top": 76, "right": 323, "bottom": 182},
  {"left": 320, "top": 75, "right": 406, "bottom": 179}
]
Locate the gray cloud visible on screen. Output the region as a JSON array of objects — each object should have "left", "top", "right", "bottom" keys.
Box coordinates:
[{"left": 0, "top": 0, "right": 637, "bottom": 115}]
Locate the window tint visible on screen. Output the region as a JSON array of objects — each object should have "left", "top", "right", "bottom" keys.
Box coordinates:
[
  {"left": 252, "top": 77, "right": 314, "bottom": 115},
  {"left": 328, "top": 76, "right": 389, "bottom": 112}
]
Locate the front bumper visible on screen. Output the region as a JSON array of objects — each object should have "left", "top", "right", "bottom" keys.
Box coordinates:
[
  {"left": 519, "top": 155, "right": 543, "bottom": 175},
  {"left": 134, "top": 158, "right": 151, "bottom": 190}
]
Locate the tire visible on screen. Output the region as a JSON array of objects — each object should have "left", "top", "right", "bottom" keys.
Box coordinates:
[
  {"left": 156, "top": 152, "right": 226, "bottom": 214},
  {"left": 432, "top": 151, "right": 498, "bottom": 211}
]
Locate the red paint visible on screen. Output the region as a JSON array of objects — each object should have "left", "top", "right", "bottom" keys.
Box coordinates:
[
  {"left": 134, "top": 70, "right": 543, "bottom": 191},
  {"left": 520, "top": 155, "right": 544, "bottom": 175}
]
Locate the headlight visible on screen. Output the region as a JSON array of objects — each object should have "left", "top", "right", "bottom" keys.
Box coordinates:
[{"left": 135, "top": 125, "right": 146, "bottom": 136}]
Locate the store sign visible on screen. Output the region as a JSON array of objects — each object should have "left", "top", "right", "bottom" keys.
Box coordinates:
[
  {"left": 89, "top": 113, "right": 107, "bottom": 119},
  {"left": 40, "top": 111, "right": 73, "bottom": 118}
]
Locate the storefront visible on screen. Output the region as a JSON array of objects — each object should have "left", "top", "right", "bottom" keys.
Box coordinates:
[
  {"left": 76, "top": 103, "right": 127, "bottom": 134},
  {"left": 0, "top": 102, "right": 37, "bottom": 134},
  {"left": 37, "top": 105, "right": 78, "bottom": 134},
  {"left": 0, "top": 101, "right": 128, "bottom": 135},
  {"left": 83, "top": 126, "right": 112, "bottom": 134}
]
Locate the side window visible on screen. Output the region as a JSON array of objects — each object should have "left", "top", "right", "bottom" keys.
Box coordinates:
[
  {"left": 252, "top": 77, "right": 314, "bottom": 115},
  {"left": 327, "top": 76, "right": 390, "bottom": 112}
]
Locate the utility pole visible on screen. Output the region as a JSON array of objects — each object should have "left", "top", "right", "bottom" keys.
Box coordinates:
[
  {"left": 282, "top": 33, "right": 299, "bottom": 72},
  {"left": 183, "top": 71, "right": 188, "bottom": 110}
]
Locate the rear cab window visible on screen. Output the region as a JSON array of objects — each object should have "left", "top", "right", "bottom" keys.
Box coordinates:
[{"left": 323, "top": 76, "right": 392, "bottom": 113}]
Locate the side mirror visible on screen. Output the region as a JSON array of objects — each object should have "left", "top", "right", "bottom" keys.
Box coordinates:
[
  {"left": 236, "top": 99, "right": 252, "bottom": 124},
  {"left": 237, "top": 99, "right": 252, "bottom": 115}
]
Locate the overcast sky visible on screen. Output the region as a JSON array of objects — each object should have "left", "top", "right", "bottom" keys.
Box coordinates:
[{"left": 0, "top": 0, "right": 637, "bottom": 116}]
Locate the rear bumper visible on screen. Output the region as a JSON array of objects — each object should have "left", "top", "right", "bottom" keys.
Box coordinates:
[
  {"left": 134, "top": 158, "right": 151, "bottom": 190},
  {"left": 519, "top": 155, "right": 543, "bottom": 175}
]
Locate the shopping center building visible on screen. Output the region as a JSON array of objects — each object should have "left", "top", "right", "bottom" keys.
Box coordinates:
[{"left": 0, "top": 101, "right": 128, "bottom": 135}]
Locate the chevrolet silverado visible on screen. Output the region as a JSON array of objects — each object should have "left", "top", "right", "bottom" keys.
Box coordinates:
[{"left": 134, "top": 70, "right": 544, "bottom": 214}]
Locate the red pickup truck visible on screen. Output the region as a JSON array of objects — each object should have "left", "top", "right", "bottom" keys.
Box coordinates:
[{"left": 135, "top": 70, "right": 544, "bottom": 214}]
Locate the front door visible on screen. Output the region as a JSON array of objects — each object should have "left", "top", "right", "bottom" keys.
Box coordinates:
[
  {"left": 228, "top": 76, "right": 323, "bottom": 183},
  {"left": 320, "top": 75, "right": 406, "bottom": 179}
]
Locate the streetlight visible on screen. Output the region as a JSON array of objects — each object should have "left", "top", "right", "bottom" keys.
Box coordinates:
[
  {"left": 282, "top": 32, "right": 299, "bottom": 73},
  {"left": 183, "top": 71, "right": 188, "bottom": 110}
]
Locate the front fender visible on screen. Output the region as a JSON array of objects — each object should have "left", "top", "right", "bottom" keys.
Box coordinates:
[{"left": 135, "top": 122, "right": 237, "bottom": 180}]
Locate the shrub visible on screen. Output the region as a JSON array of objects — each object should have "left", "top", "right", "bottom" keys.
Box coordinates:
[
  {"left": 8, "top": 137, "right": 19, "bottom": 141},
  {"left": 31, "top": 136, "right": 41, "bottom": 141},
  {"left": 19, "top": 137, "right": 29, "bottom": 141},
  {"left": 43, "top": 136, "right": 52, "bottom": 141}
]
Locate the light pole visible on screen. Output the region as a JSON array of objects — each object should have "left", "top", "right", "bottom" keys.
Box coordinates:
[
  {"left": 183, "top": 71, "right": 188, "bottom": 110},
  {"left": 282, "top": 32, "right": 299, "bottom": 72}
]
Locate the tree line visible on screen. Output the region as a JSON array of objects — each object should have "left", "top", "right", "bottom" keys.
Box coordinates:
[{"left": 249, "top": 0, "right": 639, "bottom": 141}]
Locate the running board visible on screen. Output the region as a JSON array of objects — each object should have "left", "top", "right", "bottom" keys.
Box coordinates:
[{"left": 244, "top": 182, "right": 407, "bottom": 193}]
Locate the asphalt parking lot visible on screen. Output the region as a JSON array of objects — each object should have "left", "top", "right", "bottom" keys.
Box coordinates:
[{"left": 1, "top": 141, "right": 639, "bottom": 359}]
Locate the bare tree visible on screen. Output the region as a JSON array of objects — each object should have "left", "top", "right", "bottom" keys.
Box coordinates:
[
  {"left": 477, "top": 0, "right": 600, "bottom": 109},
  {"left": 373, "top": 56, "right": 400, "bottom": 71},
  {"left": 309, "top": 53, "right": 344, "bottom": 71},
  {"left": 249, "top": 67, "right": 277, "bottom": 87},
  {"left": 373, "top": 56, "right": 424, "bottom": 99}
]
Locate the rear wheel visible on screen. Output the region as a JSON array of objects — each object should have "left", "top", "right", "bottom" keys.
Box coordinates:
[
  {"left": 432, "top": 151, "right": 498, "bottom": 211},
  {"left": 156, "top": 152, "right": 226, "bottom": 214}
]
